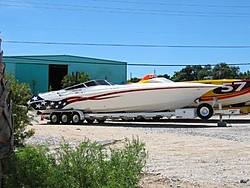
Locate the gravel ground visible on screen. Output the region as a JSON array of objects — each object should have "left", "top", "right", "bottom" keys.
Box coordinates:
[{"left": 26, "top": 115, "right": 250, "bottom": 188}]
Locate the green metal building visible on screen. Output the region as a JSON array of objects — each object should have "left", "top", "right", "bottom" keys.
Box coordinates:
[{"left": 3, "top": 55, "right": 127, "bottom": 94}]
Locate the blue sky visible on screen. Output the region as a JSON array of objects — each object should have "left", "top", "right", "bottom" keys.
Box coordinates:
[{"left": 1, "top": 0, "right": 250, "bottom": 79}]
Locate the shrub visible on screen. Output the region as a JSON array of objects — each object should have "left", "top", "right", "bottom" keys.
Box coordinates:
[
  {"left": 61, "top": 72, "right": 90, "bottom": 88},
  {"left": 4, "top": 137, "right": 147, "bottom": 188},
  {"left": 5, "top": 74, "right": 34, "bottom": 147}
]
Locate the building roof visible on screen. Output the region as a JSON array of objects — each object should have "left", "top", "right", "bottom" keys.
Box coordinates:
[{"left": 3, "top": 54, "right": 127, "bottom": 65}]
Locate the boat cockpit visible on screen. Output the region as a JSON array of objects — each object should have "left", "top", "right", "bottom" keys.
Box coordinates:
[{"left": 64, "top": 79, "right": 112, "bottom": 91}]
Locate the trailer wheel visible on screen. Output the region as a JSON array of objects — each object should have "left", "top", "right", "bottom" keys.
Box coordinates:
[
  {"left": 50, "top": 112, "right": 61, "bottom": 124},
  {"left": 152, "top": 117, "right": 161, "bottom": 121},
  {"left": 197, "top": 103, "right": 214, "bottom": 120},
  {"left": 72, "top": 112, "right": 82, "bottom": 125},
  {"left": 135, "top": 116, "right": 146, "bottom": 122},
  {"left": 86, "top": 119, "right": 95, "bottom": 124},
  {"left": 97, "top": 119, "right": 106, "bottom": 124},
  {"left": 61, "top": 113, "right": 71, "bottom": 124}
]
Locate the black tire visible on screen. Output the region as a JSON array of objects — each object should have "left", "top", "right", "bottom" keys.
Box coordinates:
[
  {"left": 61, "top": 113, "right": 72, "bottom": 124},
  {"left": 86, "top": 119, "right": 95, "bottom": 124},
  {"left": 135, "top": 116, "right": 146, "bottom": 122},
  {"left": 50, "top": 112, "right": 61, "bottom": 124},
  {"left": 97, "top": 119, "right": 106, "bottom": 124},
  {"left": 72, "top": 112, "right": 82, "bottom": 125},
  {"left": 197, "top": 103, "right": 214, "bottom": 120},
  {"left": 152, "top": 117, "right": 161, "bottom": 121}
]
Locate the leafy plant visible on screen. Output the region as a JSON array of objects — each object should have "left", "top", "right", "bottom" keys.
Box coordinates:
[
  {"left": 105, "top": 138, "right": 147, "bottom": 187},
  {"left": 4, "top": 138, "right": 148, "bottom": 188},
  {"left": 5, "top": 74, "right": 35, "bottom": 147},
  {"left": 5, "top": 146, "right": 55, "bottom": 188},
  {"left": 61, "top": 72, "right": 90, "bottom": 88}
]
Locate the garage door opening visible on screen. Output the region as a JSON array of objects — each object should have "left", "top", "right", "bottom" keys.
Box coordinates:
[{"left": 49, "top": 64, "right": 68, "bottom": 91}]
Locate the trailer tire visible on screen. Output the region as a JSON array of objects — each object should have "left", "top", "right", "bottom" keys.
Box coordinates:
[
  {"left": 197, "top": 103, "right": 214, "bottom": 120},
  {"left": 97, "top": 119, "right": 106, "bottom": 124},
  {"left": 61, "top": 113, "right": 71, "bottom": 124},
  {"left": 152, "top": 117, "right": 161, "bottom": 121},
  {"left": 50, "top": 112, "right": 61, "bottom": 124},
  {"left": 86, "top": 119, "right": 95, "bottom": 124},
  {"left": 72, "top": 112, "right": 82, "bottom": 125}
]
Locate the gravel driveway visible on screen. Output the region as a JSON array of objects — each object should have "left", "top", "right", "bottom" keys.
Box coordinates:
[{"left": 26, "top": 115, "right": 250, "bottom": 187}]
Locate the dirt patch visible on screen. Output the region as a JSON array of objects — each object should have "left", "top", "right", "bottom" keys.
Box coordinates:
[{"left": 26, "top": 119, "right": 250, "bottom": 188}]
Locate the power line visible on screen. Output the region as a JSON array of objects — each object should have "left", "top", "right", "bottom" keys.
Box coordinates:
[
  {"left": 2, "top": 0, "right": 250, "bottom": 17},
  {"left": 4, "top": 40, "right": 250, "bottom": 49},
  {"left": 93, "top": 0, "right": 250, "bottom": 9}
]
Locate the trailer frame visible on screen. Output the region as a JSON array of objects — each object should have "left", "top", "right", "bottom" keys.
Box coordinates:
[{"left": 41, "top": 102, "right": 241, "bottom": 127}]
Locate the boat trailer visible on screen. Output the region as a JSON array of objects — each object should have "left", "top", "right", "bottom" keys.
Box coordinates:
[{"left": 41, "top": 102, "right": 241, "bottom": 127}]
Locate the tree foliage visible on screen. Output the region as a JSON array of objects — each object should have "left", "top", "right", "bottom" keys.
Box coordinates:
[
  {"left": 212, "top": 62, "right": 240, "bottom": 79},
  {"left": 171, "top": 65, "right": 203, "bottom": 81},
  {"left": 5, "top": 74, "right": 35, "bottom": 147},
  {"left": 127, "top": 77, "right": 140, "bottom": 83},
  {"left": 157, "top": 74, "right": 171, "bottom": 79},
  {"left": 240, "top": 70, "right": 250, "bottom": 79},
  {"left": 61, "top": 72, "right": 90, "bottom": 88},
  {"left": 171, "top": 62, "right": 243, "bottom": 81},
  {"left": 128, "top": 62, "right": 248, "bottom": 83}
]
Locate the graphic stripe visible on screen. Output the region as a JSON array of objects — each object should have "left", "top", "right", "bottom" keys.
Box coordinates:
[
  {"left": 65, "top": 85, "right": 214, "bottom": 104},
  {"left": 201, "top": 88, "right": 250, "bottom": 101}
]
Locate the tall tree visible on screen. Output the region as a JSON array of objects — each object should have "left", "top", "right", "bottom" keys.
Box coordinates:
[
  {"left": 171, "top": 65, "right": 204, "bottom": 81},
  {"left": 197, "top": 64, "right": 212, "bottom": 80},
  {"left": 240, "top": 70, "right": 250, "bottom": 79},
  {"left": 212, "top": 62, "right": 240, "bottom": 79},
  {"left": 171, "top": 63, "right": 241, "bottom": 81}
]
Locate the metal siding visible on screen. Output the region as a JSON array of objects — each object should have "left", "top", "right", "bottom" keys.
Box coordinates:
[
  {"left": 4, "top": 62, "right": 16, "bottom": 75},
  {"left": 67, "top": 57, "right": 127, "bottom": 84},
  {"left": 69, "top": 63, "right": 126, "bottom": 84},
  {"left": 15, "top": 64, "right": 48, "bottom": 94},
  {"left": 3, "top": 55, "right": 127, "bottom": 93}
]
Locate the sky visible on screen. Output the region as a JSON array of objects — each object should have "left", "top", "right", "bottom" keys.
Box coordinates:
[{"left": 1, "top": 0, "right": 250, "bottom": 79}]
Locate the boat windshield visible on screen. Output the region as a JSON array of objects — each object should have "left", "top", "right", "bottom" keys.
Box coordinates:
[
  {"left": 84, "top": 80, "right": 112, "bottom": 87},
  {"left": 65, "top": 79, "right": 112, "bottom": 90},
  {"left": 148, "top": 77, "right": 173, "bottom": 83}
]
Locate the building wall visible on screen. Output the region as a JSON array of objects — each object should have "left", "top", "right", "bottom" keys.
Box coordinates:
[
  {"left": 68, "top": 61, "right": 126, "bottom": 84},
  {"left": 3, "top": 55, "right": 127, "bottom": 94},
  {"left": 15, "top": 63, "right": 49, "bottom": 94},
  {"left": 59, "top": 55, "right": 127, "bottom": 84}
]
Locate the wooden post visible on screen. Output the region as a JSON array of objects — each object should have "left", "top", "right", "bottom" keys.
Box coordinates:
[{"left": 0, "top": 38, "right": 14, "bottom": 188}]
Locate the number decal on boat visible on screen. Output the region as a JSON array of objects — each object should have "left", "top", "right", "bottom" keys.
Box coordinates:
[{"left": 213, "top": 81, "right": 247, "bottom": 94}]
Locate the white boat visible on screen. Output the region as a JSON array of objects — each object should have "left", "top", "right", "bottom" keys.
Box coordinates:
[
  {"left": 27, "top": 79, "right": 218, "bottom": 114},
  {"left": 138, "top": 75, "right": 250, "bottom": 108}
]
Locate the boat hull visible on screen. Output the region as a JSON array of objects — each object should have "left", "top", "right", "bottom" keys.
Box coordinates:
[
  {"left": 64, "top": 86, "right": 210, "bottom": 113},
  {"left": 28, "top": 82, "right": 217, "bottom": 113}
]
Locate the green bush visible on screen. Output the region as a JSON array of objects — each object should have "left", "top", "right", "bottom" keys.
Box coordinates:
[
  {"left": 5, "top": 74, "right": 34, "bottom": 147},
  {"left": 4, "top": 137, "right": 147, "bottom": 188},
  {"left": 61, "top": 72, "right": 90, "bottom": 88}
]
